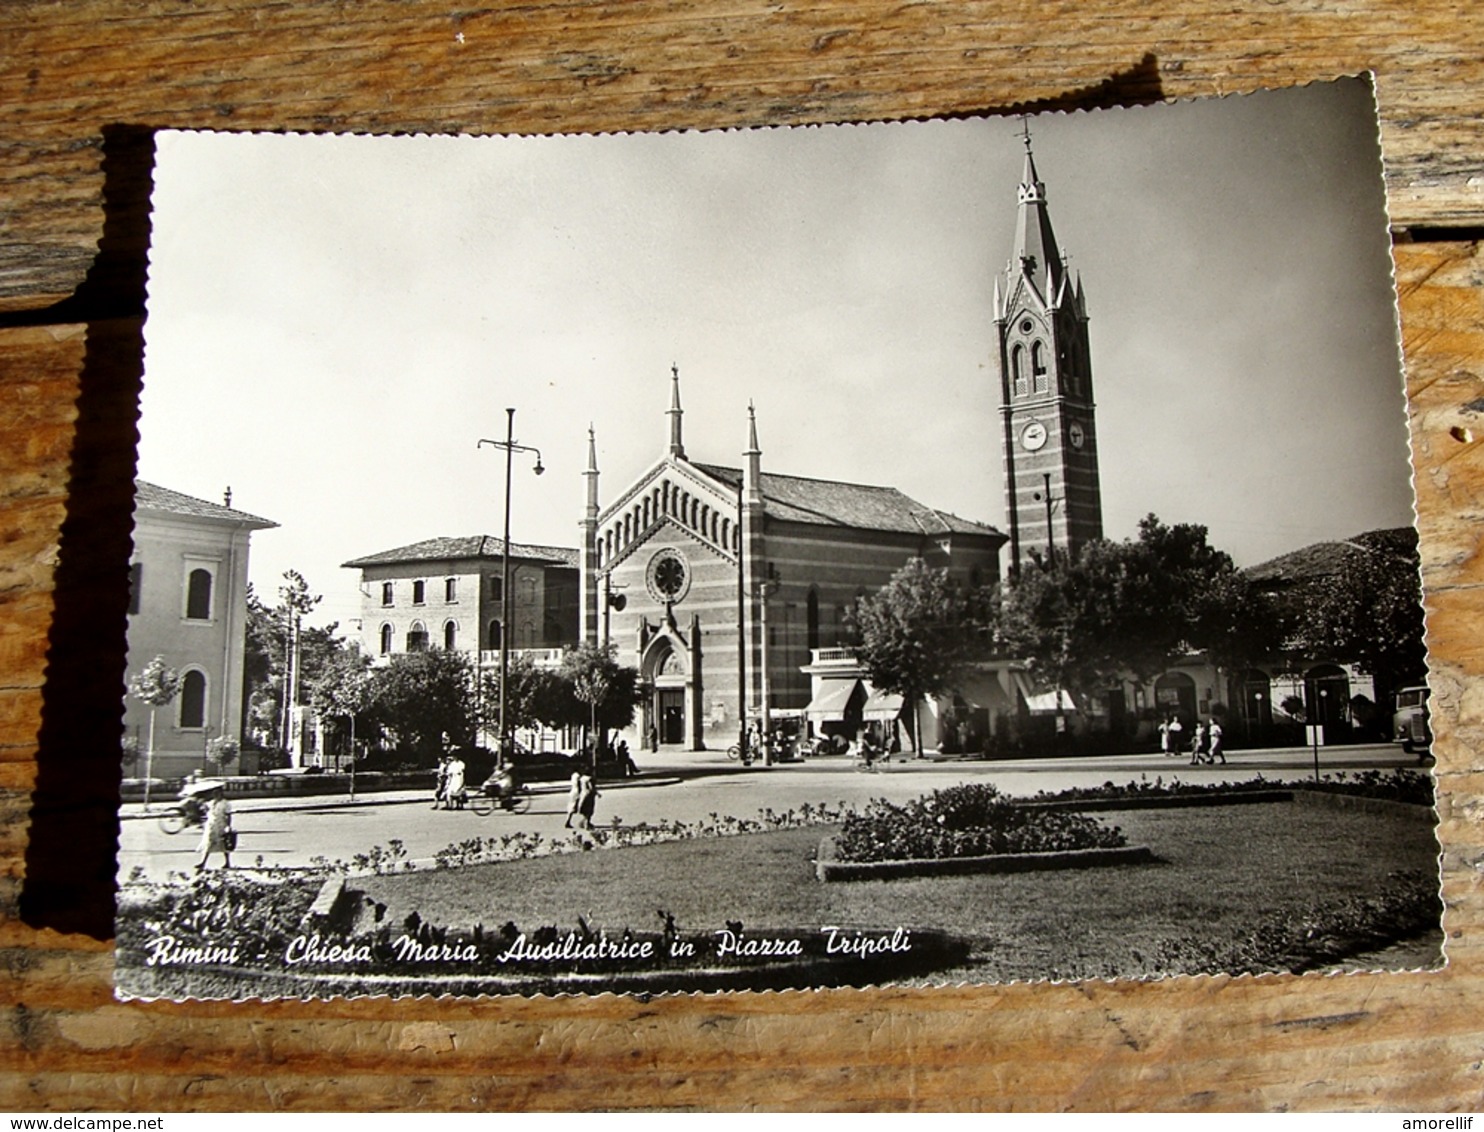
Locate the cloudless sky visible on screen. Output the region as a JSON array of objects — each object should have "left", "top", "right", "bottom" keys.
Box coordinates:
[{"left": 137, "top": 76, "right": 1413, "bottom": 629}]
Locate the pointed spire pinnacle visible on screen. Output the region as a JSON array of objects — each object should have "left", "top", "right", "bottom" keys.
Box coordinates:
[
  {"left": 667, "top": 363, "right": 685, "bottom": 459},
  {"left": 992, "top": 276, "right": 1004, "bottom": 322},
  {"left": 1011, "top": 121, "right": 1064, "bottom": 306},
  {"left": 583, "top": 424, "right": 600, "bottom": 519},
  {"left": 743, "top": 401, "right": 763, "bottom": 507}
]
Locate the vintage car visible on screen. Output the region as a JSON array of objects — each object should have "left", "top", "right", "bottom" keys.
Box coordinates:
[{"left": 1392, "top": 685, "right": 1431, "bottom": 755}]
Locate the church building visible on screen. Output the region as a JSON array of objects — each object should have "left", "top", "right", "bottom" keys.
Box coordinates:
[
  {"left": 580, "top": 370, "right": 1007, "bottom": 751},
  {"left": 995, "top": 128, "right": 1104, "bottom": 571}
]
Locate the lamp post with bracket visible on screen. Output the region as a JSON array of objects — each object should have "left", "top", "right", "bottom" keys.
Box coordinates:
[{"left": 478, "top": 409, "right": 543, "bottom": 769}]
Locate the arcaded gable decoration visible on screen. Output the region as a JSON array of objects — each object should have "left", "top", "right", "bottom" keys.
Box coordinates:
[{"left": 595, "top": 457, "right": 742, "bottom": 573}]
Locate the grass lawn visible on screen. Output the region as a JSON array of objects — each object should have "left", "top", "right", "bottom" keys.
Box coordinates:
[{"left": 358, "top": 801, "right": 1440, "bottom": 982}]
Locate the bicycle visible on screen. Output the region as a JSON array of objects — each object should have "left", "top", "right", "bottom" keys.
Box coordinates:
[
  {"left": 157, "top": 798, "right": 206, "bottom": 835},
  {"left": 469, "top": 783, "right": 533, "bottom": 816}
]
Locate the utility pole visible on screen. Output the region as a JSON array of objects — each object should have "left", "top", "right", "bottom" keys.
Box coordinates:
[{"left": 478, "top": 411, "right": 544, "bottom": 767}]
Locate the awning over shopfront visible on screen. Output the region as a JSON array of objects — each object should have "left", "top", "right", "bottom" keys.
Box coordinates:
[
  {"left": 861, "top": 687, "right": 905, "bottom": 721},
  {"left": 1023, "top": 689, "right": 1078, "bottom": 714},
  {"left": 806, "top": 678, "right": 862, "bottom": 720}
]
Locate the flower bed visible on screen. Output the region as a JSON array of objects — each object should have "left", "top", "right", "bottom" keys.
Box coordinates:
[
  {"left": 830, "top": 783, "right": 1127, "bottom": 865},
  {"left": 1025, "top": 768, "right": 1433, "bottom": 808}
]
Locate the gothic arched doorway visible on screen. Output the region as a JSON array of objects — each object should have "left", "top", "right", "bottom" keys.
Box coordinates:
[{"left": 641, "top": 634, "right": 693, "bottom": 749}]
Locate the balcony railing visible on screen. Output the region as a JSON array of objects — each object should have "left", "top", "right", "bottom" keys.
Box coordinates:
[
  {"left": 810, "top": 647, "right": 860, "bottom": 665},
  {"left": 478, "top": 646, "right": 567, "bottom": 668}
]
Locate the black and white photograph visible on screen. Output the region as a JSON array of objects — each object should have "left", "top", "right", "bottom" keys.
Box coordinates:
[{"left": 115, "top": 74, "right": 1441, "bottom": 1000}]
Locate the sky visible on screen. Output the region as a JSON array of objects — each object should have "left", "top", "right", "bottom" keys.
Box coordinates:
[{"left": 136, "top": 76, "right": 1414, "bottom": 630}]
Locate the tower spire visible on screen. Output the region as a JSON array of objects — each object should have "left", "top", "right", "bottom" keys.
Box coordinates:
[
  {"left": 1012, "top": 123, "right": 1064, "bottom": 304},
  {"left": 583, "top": 424, "right": 599, "bottom": 520},
  {"left": 743, "top": 400, "right": 763, "bottom": 506},
  {"left": 667, "top": 362, "right": 685, "bottom": 459}
]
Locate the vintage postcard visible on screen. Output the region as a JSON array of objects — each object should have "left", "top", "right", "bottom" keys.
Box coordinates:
[{"left": 116, "top": 75, "right": 1440, "bottom": 999}]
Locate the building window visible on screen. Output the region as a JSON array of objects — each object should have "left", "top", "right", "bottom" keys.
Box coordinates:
[
  {"left": 443, "top": 620, "right": 457, "bottom": 651},
  {"left": 179, "top": 670, "right": 207, "bottom": 729},
  {"left": 185, "top": 567, "right": 213, "bottom": 621},
  {"left": 379, "top": 623, "right": 393, "bottom": 655},
  {"left": 488, "top": 620, "right": 502, "bottom": 649},
  {"left": 488, "top": 576, "right": 503, "bottom": 602},
  {"left": 407, "top": 621, "right": 428, "bottom": 652},
  {"left": 412, "top": 580, "right": 426, "bottom": 605},
  {"left": 445, "top": 577, "right": 458, "bottom": 603},
  {"left": 807, "top": 587, "right": 820, "bottom": 651},
  {"left": 128, "top": 562, "right": 142, "bottom": 616},
  {"left": 381, "top": 581, "right": 394, "bottom": 606},
  {"left": 1012, "top": 343, "right": 1028, "bottom": 397},
  {"left": 1032, "top": 340, "right": 1049, "bottom": 393}
]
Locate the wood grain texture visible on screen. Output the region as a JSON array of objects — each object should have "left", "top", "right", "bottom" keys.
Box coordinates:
[{"left": 1, "top": 0, "right": 1483, "bottom": 1111}]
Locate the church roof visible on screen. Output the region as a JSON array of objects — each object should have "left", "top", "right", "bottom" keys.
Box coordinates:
[
  {"left": 134, "top": 481, "right": 277, "bottom": 529},
  {"left": 342, "top": 535, "right": 579, "bottom": 570},
  {"left": 692, "top": 463, "right": 1004, "bottom": 540},
  {"left": 1244, "top": 527, "right": 1418, "bottom": 586}
]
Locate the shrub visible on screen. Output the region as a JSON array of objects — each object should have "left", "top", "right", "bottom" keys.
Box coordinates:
[{"left": 833, "top": 783, "right": 1125, "bottom": 864}]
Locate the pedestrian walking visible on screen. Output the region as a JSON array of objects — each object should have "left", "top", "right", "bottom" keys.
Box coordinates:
[
  {"left": 1167, "top": 716, "right": 1184, "bottom": 758},
  {"left": 1159, "top": 717, "right": 1175, "bottom": 757},
  {"left": 1208, "top": 718, "right": 1226, "bottom": 764},
  {"left": 444, "top": 752, "right": 466, "bottom": 809},
  {"left": 1190, "top": 721, "right": 1208, "bottom": 765},
  {"left": 576, "top": 773, "right": 599, "bottom": 829},
  {"left": 195, "top": 785, "right": 234, "bottom": 871},
  {"left": 432, "top": 755, "right": 450, "bottom": 809},
  {"left": 564, "top": 771, "right": 582, "bottom": 828}
]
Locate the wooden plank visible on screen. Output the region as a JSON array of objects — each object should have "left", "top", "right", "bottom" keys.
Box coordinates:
[
  {"left": 0, "top": 1, "right": 1481, "bottom": 310},
  {"left": 1, "top": 0, "right": 1482, "bottom": 1112}
]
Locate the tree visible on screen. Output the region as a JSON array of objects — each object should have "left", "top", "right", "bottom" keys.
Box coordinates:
[
  {"left": 366, "top": 649, "right": 484, "bottom": 763},
  {"left": 850, "top": 558, "right": 983, "bottom": 753},
  {"left": 559, "top": 643, "right": 641, "bottom": 765},
  {"left": 308, "top": 649, "right": 376, "bottom": 768},
  {"left": 1274, "top": 527, "right": 1427, "bottom": 698},
  {"left": 501, "top": 654, "right": 580, "bottom": 734},
  {"left": 243, "top": 574, "right": 344, "bottom": 752},
  {"left": 993, "top": 515, "right": 1275, "bottom": 705},
  {"left": 127, "top": 654, "right": 180, "bottom": 806}
]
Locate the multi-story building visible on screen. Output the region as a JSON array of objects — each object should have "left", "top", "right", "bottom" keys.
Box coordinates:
[
  {"left": 341, "top": 536, "right": 579, "bottom": 667},
  {"left": 124, "top": 482, "right": 277, "bottom": 777}
]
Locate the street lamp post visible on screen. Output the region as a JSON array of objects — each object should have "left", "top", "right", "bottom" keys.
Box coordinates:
[{"left": 479, "top": 409, "right": 543, "bottom": 768}]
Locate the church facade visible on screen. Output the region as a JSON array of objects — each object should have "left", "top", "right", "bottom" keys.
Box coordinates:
[{"left": 580, "top": 371, "right": 1007, "bottom": 751}]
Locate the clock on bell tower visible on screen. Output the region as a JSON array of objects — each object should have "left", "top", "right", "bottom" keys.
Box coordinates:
[{"left": 995, "top": 123, "right": 1104, "bottom": 571}]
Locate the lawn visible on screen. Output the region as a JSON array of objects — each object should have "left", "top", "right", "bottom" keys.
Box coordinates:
[{"left": 359, "top": 799, "right": 1441, "bottom": 982}]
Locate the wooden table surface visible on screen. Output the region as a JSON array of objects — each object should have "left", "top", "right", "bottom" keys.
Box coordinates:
[{"left": 2, "top": 0, "right": 1482, "bottom": 1111}]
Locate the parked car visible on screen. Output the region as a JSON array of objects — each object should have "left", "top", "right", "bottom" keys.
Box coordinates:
[{"left": 1392, "top": 685, "right": 1431, "bottom": 756}]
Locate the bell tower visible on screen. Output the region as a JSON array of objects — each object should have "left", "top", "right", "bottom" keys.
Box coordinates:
[{"left": 996, "top": 122, "right": 1103, "bottom": 571}]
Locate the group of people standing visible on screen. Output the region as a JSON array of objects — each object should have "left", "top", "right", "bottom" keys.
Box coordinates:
[
  {"left": 1159, "top": 715, "right": 1227, "bottom": 765},
  {"left": 432, "top": 752, "right": 468, "bottom": 810}
]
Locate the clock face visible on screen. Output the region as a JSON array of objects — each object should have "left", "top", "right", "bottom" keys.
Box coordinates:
[
  {"left": 646, "top": 548, "right": 691, "bottom": 604},
  {"left": 1021, "top": 421, "right": 1048, "bottom": 452},
  {"left": 1068, "top": 421, "right": 1086, "bottom": 449}
]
